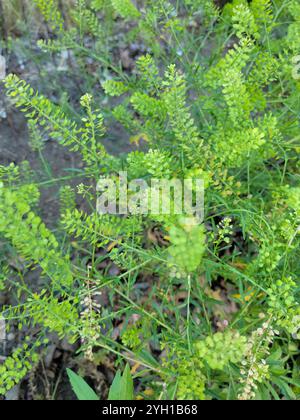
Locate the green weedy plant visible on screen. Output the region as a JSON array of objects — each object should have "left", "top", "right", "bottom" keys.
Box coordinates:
[
  {"left": 0, "top": 0, "right": 300, "bottom": 400},
  {"left": 0, "top": 343, "right": 40, "bottom": 396},
  {"left": 67, "top": 364, "right": 134, "bottom": 400}
]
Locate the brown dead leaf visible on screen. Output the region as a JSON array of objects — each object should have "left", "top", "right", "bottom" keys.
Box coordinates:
[
  {"left": 205, "top": 281, "right": 239, "bottom": 330},
  {"left": 147, "top": 226, "right": 169, "bottom": 247},
  {"left": 107, "top": 241, "right": 119, "bottom": 253},
  {"left": 120, "top": 49, "right": 134, "bottom": 70}
]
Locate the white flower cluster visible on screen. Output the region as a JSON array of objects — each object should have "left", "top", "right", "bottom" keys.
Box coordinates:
[
  {"left": 238, "top": 319, "right": 279, "bottom": 400},
  {"left": 80, "top": 272, "right": 102, "bottom": 361}
]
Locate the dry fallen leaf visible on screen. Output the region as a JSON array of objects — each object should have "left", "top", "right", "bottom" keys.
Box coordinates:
[
  {"left": 120, "top": 49, "right": 134, "bottom": 70},
  {"left": 147, "top": 226, "right": 170, "bottom": 247}
]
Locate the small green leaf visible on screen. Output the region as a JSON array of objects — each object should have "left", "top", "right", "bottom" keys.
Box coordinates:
[
  {"left": 67, "top": 368, "right": 99, "bottom": 401},
  {"left": 108, "top": 364, "right": 134, "bottom": 400}
]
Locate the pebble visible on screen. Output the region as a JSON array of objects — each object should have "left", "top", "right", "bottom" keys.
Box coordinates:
[
  {"left": 0, "top": 319, "right": 5, "bottom": 342},
  {"left": 0, "top": 55, "right": 6, "bottom": 80}
]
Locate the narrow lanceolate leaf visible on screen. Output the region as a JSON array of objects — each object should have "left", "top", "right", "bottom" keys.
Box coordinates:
[
  {"left": 108, "top": 364, "right": 134, "bottom": 400},
  {"left": 67, "top": 369, "right": 99, "bottom": 401}
]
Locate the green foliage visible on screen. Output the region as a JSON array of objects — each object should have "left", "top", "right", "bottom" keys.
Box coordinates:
[
  {"left": 0, "top": 343, "right": 39, "bottom": 396},
  {"left": 4, "top": 76, "right": 108, "bottom": 171},
  {"left": 168, "top": 222, "right": 206, "bottom": 273},
  {"left": 60, "top": 186, "right": 76, "bottom": 216},
  {"left": 162, "top": 65, "right": 202, "bottom": 150},
  {"left": 62, "top": 209, "right": 142, "bottom": 246},
  {"left": 111, "top": 0, "right": 140, "bottom": 19},
  {"left": 171, "top": 355, "right": 206, "bottom": 401},
  {"left": 1, "top": 0, "right": 300, "bottom": 401},
  {"left": 268, "top": 278, "right": 300, "bottom": 337},
  {"left": 72, "top": 1, "right": 103, "bottom": 38},
  {"left": 33, "top": 0, "right": 64, "bottom": 31},
  {"left": 164, "top": 330, "right": 246, "bottom": 400},
  {"left": 67, "top": 369, "right": 100, "bottom": 400},
  {"left": 0, "top": 163, "right": 19, "bottom": 184},
  {"left": 195, "top": 331, "right": 247, "bottom": 370},
  {"left": 0, "top": 184, "right": 73, "bottom": 288},
  {"left": 28, "top": 119, "right": 44, "bottom": 151},
  {"left": 24, "top": 293, "right": 79, "bottom": 340},
  {"left": 287, "top": 0, "right": 300, "bottom": 52},
  {"left": 102, "top": 80, "right": 129, "bottom": 97},
  {"left": 68, "top": 364, "right": 134, "bottom": 401},
  {"left": 121, "top": 325, "right": 142, "bottom": 349},
  {"left": 108, "top": 364, "right": 134, "bottom": 400},
  {"left": 232, "top": 3, "right": 260, "bottom": 40}
]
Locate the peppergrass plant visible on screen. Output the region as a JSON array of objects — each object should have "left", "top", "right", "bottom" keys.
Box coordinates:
[{"left": 0, "top": 0, "right": 300, "bottom": 400}]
